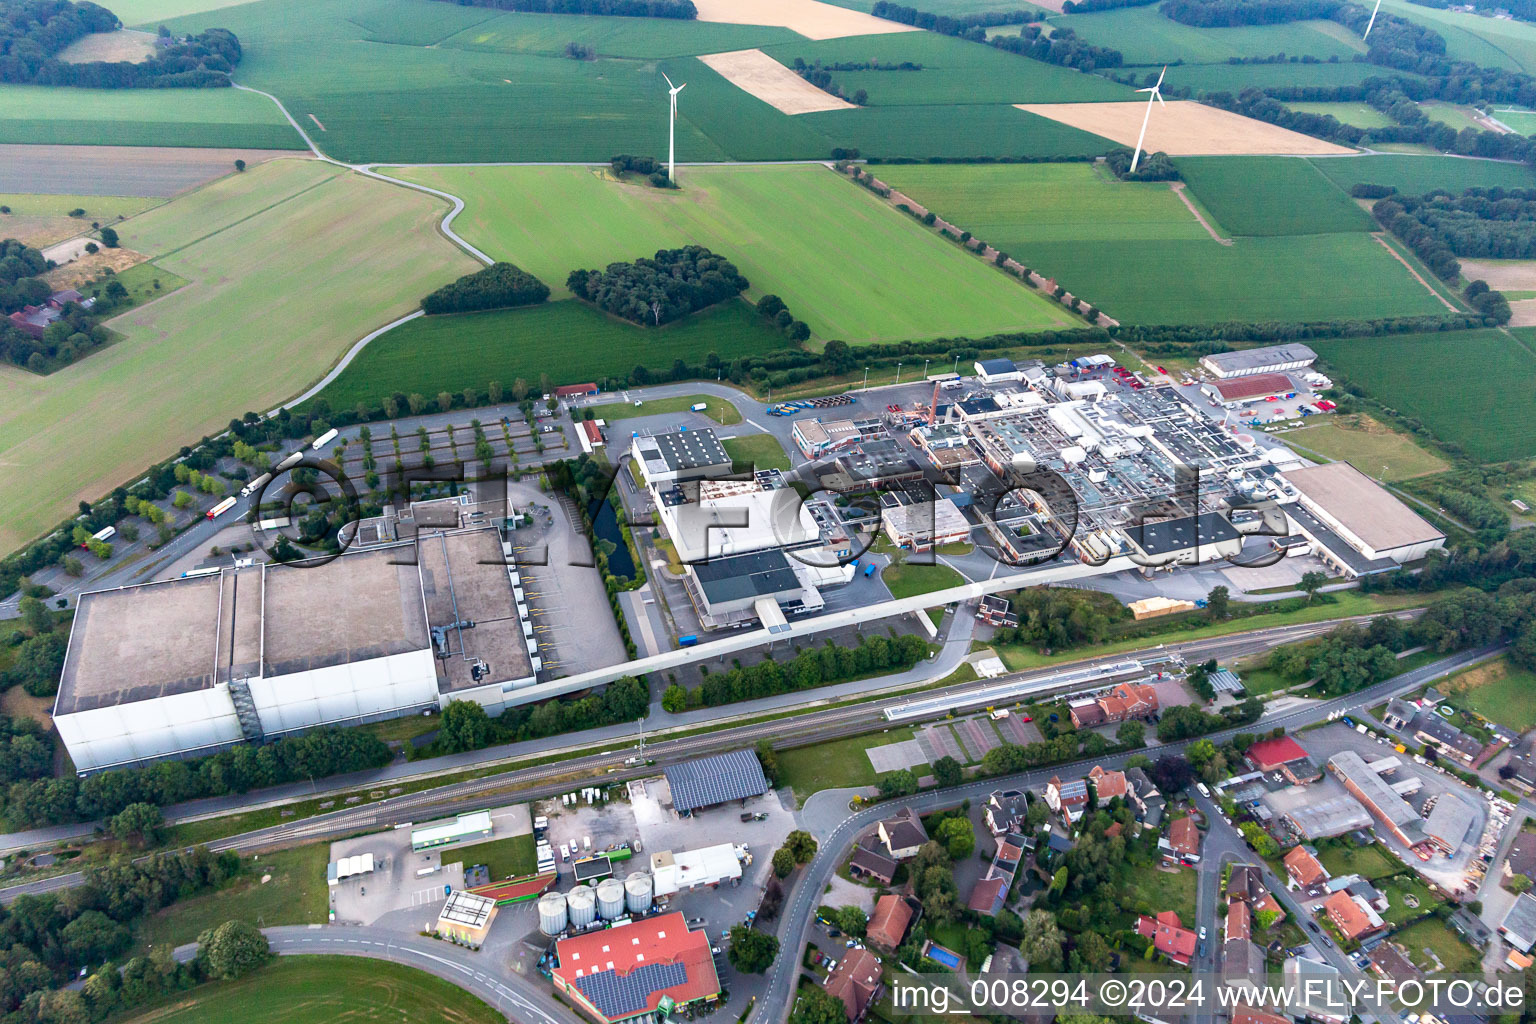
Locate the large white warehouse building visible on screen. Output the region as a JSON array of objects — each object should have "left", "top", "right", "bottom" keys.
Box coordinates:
[{"left": 54, "top": 527, "right": 537, "bottom": 773}]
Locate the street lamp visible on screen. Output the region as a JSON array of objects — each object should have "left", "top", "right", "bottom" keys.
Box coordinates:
[
  {"left": 923, "top": 358, "right": 930, "bottom": 379},
  {"left": 896, "top": 362, "right": 902, "bottom": 385},
  {"left": 952, "top": 354, "right": 960, "bottom": 374},
  {"left": 863, "top": 366, "right": 869, "bottom": 391}
]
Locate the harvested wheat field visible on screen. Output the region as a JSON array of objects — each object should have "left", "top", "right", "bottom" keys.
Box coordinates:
[
  {"left": 57, "top": 29, "right": 158, "bottom": 63},
  {"left": 0, "top": 144, "right": 306, "bottom": 196},
  {"left": 691, "top": 0, "right": 918, "bottom": 39},
  {"left": 43, "top": 248, "right": 149, "bottom": 291},
  {"left": 700, "top": 49, "right": 855, "bottom": 114},
  {"left": 1016, "top": 101, "right": 1355, "bottom": 155},
  {"left": 1504, "top": 298, "right": 1536, "bottom": 325},
  {"left": 1457, "top": 258, "right": 1536, "bottom": 291}
]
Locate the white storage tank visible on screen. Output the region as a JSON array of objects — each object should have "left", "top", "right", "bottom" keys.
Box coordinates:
[
  {"left": 597, "top": 878, "right": 626, "bottom": 919},
  {"left": 567, "top": 884, "right": 597, "bottom": 928},
  {"left": 538, "top": 891, "right": 568, "bottom": 936},
  {"left": 625, "top": 872, "right": 653, "bottom": 915}
]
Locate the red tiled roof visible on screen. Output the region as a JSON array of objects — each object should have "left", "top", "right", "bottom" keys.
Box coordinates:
[
  {"left": 1284, "top": 846, "right": 1328, "bottom": 886},
  {"left": 868, "top": 894, "right": 914, "bottom": 950},
  {"left": 967, "top": 876, "right": 1007, "bottom": 914},
  {"left": 1323, "top": 891, "right": 1377, "bottom": 940},
  {"left": 1233, "top": 1006, "right": 1292, "bottom": 1024},
  {"left": 1105, "top": 822, "right": 1124, "bottom": 838},
  {"left": 1089, "top": 765, "right": 1128, "bottom": 800},
  {"left": 552, "top": 912, "right": 718, "bottom": 1024},
  {"left": 1137, "top": 910, "right": 1197, "bottom": 964},
  {"left": 1227, "top": 899, "right": 1251, "bottom": 941},
  {"left": 1167, "top": 816, "right": 1200, "bottom": 855},
  {"left": 1208, "top": 373, "right": 1292, "bottom": 402},
  {"left": 1247, "top": 736, "right": 1311, "bottom": 770},
  {"left": 554, "top": 382, "right": 598, "bottom": 396},
  {"left": 826, "top": 948, "right": 881, "bottom": 1021}
]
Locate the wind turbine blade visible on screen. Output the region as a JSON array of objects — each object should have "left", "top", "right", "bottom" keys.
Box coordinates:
[
  {"left": 1136, "top": 87, "right": 1153, "bottom": 94},
  {"left": 1155, "top": 91, "right": 1166, "bottom": 106},
  {"left": 1155, "top": 65, "right": 1166, "bottom": 89},
  {"left": 662, "top": 71, "right": 676, "bottom": 90},
  {"left": 676, "top": 82, "right": 686, "bottom": 93}
]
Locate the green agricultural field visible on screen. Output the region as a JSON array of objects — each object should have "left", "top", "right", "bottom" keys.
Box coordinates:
[
  {"left": 722, "top": 434, "right": 792, "bottom": 472},
  {"left": 118, "top": 957, "right": 503, "bottom": 1024},
  {"left": 1285, "top": 101, "right": 1396, "bottom": 129},
  {"left": 314, "top": 300, "right": 792, "bottom": 413},
  {"left": 441, "top": 9, "right": 801, "bottom": 57},
  {"left": 824, "top": 0, "right": 1045, "bottom": 12},
  {"left": 108, "top": 0, "right": 258, "bottom": 27},
  {"left": 761, "top": 31, "right": 1130, "bottom": 106},
  {"left": 1420, "top": 101, "right": 1484, "bottom": 130},
  {"left": 1172, "top": 60, "right": 1420, "bottom": 94},
  {"left": 391, "top": 164, "right": 1071, "bottom": 343},
  {"left": 1050, "top": 7, "right": 1363, "bottom": 66},
  {"left": 1277, "top": 414, "right": 1449, "bottom": 481},
  {"left": 0, "top": 158, "right": 477, "bottom": 553},
  {"left": 1176, "top": 157, "right": 1374, "bottom": 236},
  {"left": 1380, "top": 0, "right": 1536, "bottom": 73},
  {"left": 875, "top": 162, "right": 1446, "bottom": 323},
  {"left": 0, "top": 193, "right": 162, "bottom": 247},
  {"left": 801, "top": 103, "right": 1114, "bottom": 160},
  {"left": 1442, "top": 655, "right": 1536, "bottom": 732},
  {"left": 1313, "top": 329, "right": 1536, "bottom": 462},
  {"left": 1494, "top": 108, "right": 1536, "bottom": 133},
  {"left": 0, "top": 83, "right": 302, "bottom": 150},
  {"left": 1309, "top": 153, "right": 1536, "bottom": 193}
]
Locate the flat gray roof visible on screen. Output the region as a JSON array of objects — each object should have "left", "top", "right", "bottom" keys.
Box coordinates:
[
  {"left": 1127, "top": 511, "right": 1239, "bottom": 557},
  {"left": 1203, "top": 344, "right": 1316, "bottom": 374},
  {"left": 1286, "top": 462, "right": 1443, "bottom": 555},
  {"left": 1329, "top": 750, "right": 1425, "bottom": 842},
  {"left": 262, "top": 546, "right": 429, "bottom": 676},
  {"left": 417, "top": 528, "right": 532, "bottom": 692},
  {"left": 638, "top": 428, "right": 730, "bottom": 475},
  {"left": 1423, "top": 792, "right": 1477, "bottom": 850}
]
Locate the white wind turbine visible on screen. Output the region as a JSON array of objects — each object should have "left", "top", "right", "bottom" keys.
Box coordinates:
[
  {"left": 1129, "top": 66, "right": 1166, "bottom": 175},
  {"left": 1363, "top": 0, "right": 1383, "bottom": 39},
  {"left": 662, "top": 71, "right": 686, "bottom": 184}
]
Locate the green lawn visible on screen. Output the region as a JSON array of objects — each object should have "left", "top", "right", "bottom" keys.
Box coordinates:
[
  {"left": 1308, "top": 153, "right": 1536, "bottom": 194},
  {"left": 1176, "top": 156, "right": 1374, "bottom": 236},
  {"left": 874, "top": 162, "right": 1445, "bottom": 324},
  {"left": 776, "top": 726, "right": 922, "bottom": 802},
  {"left": 391, "top": 163, "right": 1071, "bottom": 344},
  {"left": 1395, "top": 917, "right": 1482, "bottom": 973},
  {"left": 451, "top": 833, "right": 537, "bottom": 880},
  {"left": 881, "top": 558, "right": 966, "bottom": 601},
  {"left": 1286, "top": 101, "right": 1397, "bottom": 129},
  {"left": 587, "top": 394, "right": 741, "bottom": 426},
  {"left": 1134, "top": 865, "right": 1198, "bottom": 924},
  {"left": 0, "top": 83, "right": 302, "bottom": 149},
  {"left": 1315, "top": 841, "right": 1399, "bottom": 881},
  {"left": 1494, "top": 108, "right": 1536, "bottom": 134},
  {"left": 1276, "top": 414, "right": 1449, "bottom": 482},
  {"left": 722, "top": 434, "right": 793, "bottom": 473},
  {"left": 133, "top": 844, "right": 330, "bottom": 955},
  {"left": 1052, "top": 7, "right": 1363, "bottom": 65},
  {"left": 1314, "top": 329, "right": 1536, "bottom": 462},
  {"left": 106, "top": 261, "right": 192, "bottom": 308},
  {"left": 1379, "top": 874, "right": 1442, "bottom": 926},
  {"left": 312, "top": 299, "right": 792, "bottom": 414},
  {"left": 1441, "top": 655, "right": 1536, "bottom": 732},
  {"left": 0, "top": 157, "right": 477, "bottom": 554},
  {"left": 117, "top": 956, "right": 503, "bottom": 1024},
  {"left": 1419, "top": 101, "right": 1484, "bottom": 131}
]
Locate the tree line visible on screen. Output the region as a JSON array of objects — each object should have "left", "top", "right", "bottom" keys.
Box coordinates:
[
  {"left": 2, "top": 726, "right": 391, "bottom": 831},
  {"left": 1106, "top": 147, "right": 1179, "bottom": 181},
  {"left": 427, "top": 0, "right": 698, "bottom": 17},
  {"left": 420, "top": 261, "right": 549, "bottom": 315},
  {"left": 1060, "top": 0, "right": 1157, "bottom": 12},
  {"left": 870, "top": 1, "right": 1124, "bottom": 71},
  {"left": 609, "top": 154, "right": 673, "bottom": 188},
  {"left": 1372, "top": 191, "right": 1514, "bottom": 321},
  {"left": 1161, "top": 0, "right": 1343, "bottom": 27},
  {"left": 660, "top": 633, "right": 930, "bottom": 710},
  {"left": 417, "top": 677, "right": 648, "bottom": 759},
  {"left": 566, "top": 246, "right": 748, "bottom": 327}
]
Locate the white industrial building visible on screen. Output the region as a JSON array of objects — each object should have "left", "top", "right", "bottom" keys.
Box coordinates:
[
  {"left": 633, "top": 427, "right": 732, "bottom": 485},
  {"left": 1280, "top": 462, "right": 1444, "bottom": 576},
  {"left": 1200, "top": 344, "right": 1317, "bottom": 379},
  {"left": 54, "top": 528, "right": 539, "bottom": 773},
  {"left": 653, "top": 477, "right": 819, "bottom": 564},
  {"left": 649, "top": 843, "right": 748, "bottom": 896}
]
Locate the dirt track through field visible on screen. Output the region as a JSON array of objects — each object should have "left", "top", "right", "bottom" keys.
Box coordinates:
[
  {"left": 1017, "top": 100, "right": 1355, "bottom": 155},
  {"left": 691, "top": 0, "right": 918, "bottom": 39},
  {"left": 1372, "top": 234, "right": 1457, "bottom": 311},
  {"left": 0, "top": 144, "right": 308, "bottom": 196},
  {"left": 1170, "top": 182, "right": 1231, "bottom": 244},
  {"left": 699, "top": 50, "right": 855, "bottom": 115}
]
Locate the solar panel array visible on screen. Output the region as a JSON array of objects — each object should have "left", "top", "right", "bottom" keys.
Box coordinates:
[
  {"left": 664, "top": 749, "right": 769, "bottom": 813},
  {"left": 573, "top": 961, "right": 688, "bottom": 1019}
]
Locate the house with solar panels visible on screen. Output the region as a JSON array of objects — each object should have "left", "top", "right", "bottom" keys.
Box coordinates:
[
  {"left": 550, "top": 911, "right": 720, "bottom": 1024},
  {"left": 663, "top": 749, "right": 770, "bottom": 816}
]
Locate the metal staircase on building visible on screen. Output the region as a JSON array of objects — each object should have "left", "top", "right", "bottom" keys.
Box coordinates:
[{"left": 226, "top": 675, "right": 264, "bottom": 742}]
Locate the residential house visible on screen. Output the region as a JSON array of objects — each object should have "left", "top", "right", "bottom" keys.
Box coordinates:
[
  {"left": 1227, "top": 864, "right": 1286, "bottom": 925},
  {"left": 968, "top": 834, "right": 1024, "bottom": 918},
  {"left": 1283, "top": 845, "right": 1330, "bottom": 894},
  {"left": 1232, "top": 1007, "right": 1293, "bottom": 1024},
  {"left": 1399, "top": 708, "right": 1486, "bottom": 766},
  {"left": 825, "top": 948, "right": 883, "bottom": 1022},
  {"left": 1088, "top": 765, "right": 1127, "bottom": 804},
  {"left": 1506, "top": 832, "right": 1536, "bottom": 892},
  {"left": 1504, "top": 752, "right": 1536, "bottom": 793},
  {"left": 985, "top": 789, "right": 1028, "bottom": 836},
  {"left": 1282, "top": 957, "right": 1348, "bottom": 1024},
  {"left": 1226, "top": 899, "right": 1251, "bottom": 942},
  {"left": 976, "top": 594, "right": 1018, "bottom": 628},
  {"left": 1069, "top": 681, "right": 1159, "bottom": 728},
  {"left": 1500, "top": 893, "right": 1536, "bottom": 954},
  {"left": 1160, "top": 815, "right": 1201, "bottom": 866},
  {"left": 1126, "top": 766, "right": 1165, "bottom": 827},
  {"left": 1321, "top": 890, "right": 1386, "bottom": 942},
  {"left": 868, "top": 894, "right": 919, "bottom": 952},
  {"left": 1367, "top": 942, "right": 1422, "bottom": 984},
  {"left": 1137, "top": 910, "right": 1197, "bottom": 966},
  {"left": 878, "top": 808, "right": 928, "bottom": 860},
  {"left": 847, "top": 836, "right": 898, "bottom": 885},
  {"left": 1044, "top": 776, "right": 1089, "bottom": 824}
]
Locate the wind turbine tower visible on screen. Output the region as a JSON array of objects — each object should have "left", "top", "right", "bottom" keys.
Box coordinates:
[
  {"left": 1363, "top": 0, "right": 1383, "bottom": 39},
  {"left": 1129, "top": 66, "right": 1166, "bottom": 175},
  {"left": 662, "top": 72, "right": 686, "bottom": 184}
]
